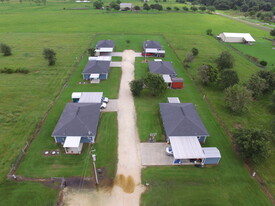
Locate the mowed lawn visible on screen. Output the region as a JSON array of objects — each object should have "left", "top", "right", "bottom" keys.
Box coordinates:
[
  {"left": 134, "top": 35, "right": 273, "bottom": 205},
  {"left": 0, "top": 2, "right": 274, "bottom": 204}
]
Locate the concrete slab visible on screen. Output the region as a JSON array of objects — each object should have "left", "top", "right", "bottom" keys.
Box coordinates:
[
  {"left": 111, "top": 52, "right": 123, "bottom": 57},
  {"left": 110, "top": 62, "right": 122, "bottom": 67},
  {"left": 101, "top": 99, "right": 118, "bottom": 112},
  {"left": 135, "top": 52, "right": 143, "bottom": 57},
  {"left": 140, "top": 143, "right": 173, "bottom": 166},
  {"left": 90, "top": 79, "right": 100, "bottom": 84}
]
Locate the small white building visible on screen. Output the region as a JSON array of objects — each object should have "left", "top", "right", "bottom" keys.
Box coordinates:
[
  {"left": 120, "top": 3, "right": 133, "bottom": 10},
  {"left": 72, "top": 92, "right": 103, "bottom": 103},
  {"left": 218, "top": 32, "right": 256, "bottom": 43}
]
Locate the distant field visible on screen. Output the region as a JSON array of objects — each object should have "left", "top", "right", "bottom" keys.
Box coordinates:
[{"left": 0, "top": 2, "right": 274, "bottom": 204}]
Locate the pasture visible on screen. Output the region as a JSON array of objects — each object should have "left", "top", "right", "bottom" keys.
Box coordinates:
[{"left": 0, "top": 2, "right": 274, "bottom": 204}]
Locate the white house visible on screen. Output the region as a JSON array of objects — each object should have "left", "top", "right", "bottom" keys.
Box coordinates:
[{"left": 218, "top": 32, "right": 256, "bottom": 43}]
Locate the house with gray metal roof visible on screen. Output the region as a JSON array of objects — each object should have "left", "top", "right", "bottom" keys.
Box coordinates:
[
  {"left": 82, "top": 60, "right": 111, "bottom": 80},
  {"left": 52, "top": 103, "right": 101, "bottom": 154},
  {"left": 159, "top": 103, "right": 209, "bottom": 143},
  {"left": 148, "top": 61, "right": 176, "bottom": 77},
  {"left": 95, "top": 40, "right": 115, "bottom": 56}
]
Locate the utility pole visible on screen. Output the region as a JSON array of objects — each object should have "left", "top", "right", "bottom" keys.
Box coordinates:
[{"left": 91, "top": 154, "right": 99, "bottom": 185}]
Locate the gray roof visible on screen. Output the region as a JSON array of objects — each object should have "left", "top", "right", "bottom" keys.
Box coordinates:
[
  {"left": 159, "top": 103, "right": 209, "bottom": 137},
  {"left": 148, "top": 61, "right": 176, "bottom": 76},
  {"left": 172, "top": 77, "right": 183, "bottom": 82},
  {"left": 82, "top": 60, "right": 110, "bottom": 74},
  {"left": 52, "top": 103, "right": 101, "bottom": 137},
  {"left": 143, "top": 40, "right": 162, "bottom": 50},
  {"left": 96, "top": 40, "right": 115, "bottom": 48}
]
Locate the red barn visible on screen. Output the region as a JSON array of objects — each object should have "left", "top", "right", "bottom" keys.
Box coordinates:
[{"left": 171, "top": 78, "right": 183, "bottom": 89}]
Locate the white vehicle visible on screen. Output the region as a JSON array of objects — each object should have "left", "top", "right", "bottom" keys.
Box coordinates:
[
  {"left": 100, "top": 102, "right": 107, "bottom": 109},
  {"left": 166, "top": 146, "right": 173, "bottom": 156},
  {"left": 102, "top": 97, "right": 109, "bottom": 103}
]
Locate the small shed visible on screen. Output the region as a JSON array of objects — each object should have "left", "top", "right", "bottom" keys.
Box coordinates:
[
  {"left": 171, "top": 77, "right": 183, "bottom": 89},
  {"left": 63, "top": 136, "right": 83, "bottom": 154},
  {"left": 72, "top": 92, "right": 82, "bottom": 102},
  {"left": 167, "top": 97, "right": 180, "bottom": 103},
  {"left": 202, "top": 147, "right": 221, "bottom": 165}
]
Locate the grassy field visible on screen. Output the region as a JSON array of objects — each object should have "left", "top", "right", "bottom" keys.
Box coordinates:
[
  {"left": 134, "top": 35, "right": 273, "bottom": 205},
  {"left": 0, "top": 2, "right": 274, "bottom": 204},
  {"left": 0, "top": 181, "right": 58, "bottom": 206}
]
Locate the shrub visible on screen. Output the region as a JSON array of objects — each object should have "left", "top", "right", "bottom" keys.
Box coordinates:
[
  {"left": 270, "top": 28, "right": 275, "bottom": 36},
  {"left": 182, "top": 6, "right": 189, "bottom": 11},
  {"left": 191, "top": 47, "right": 199, "bottom": 56},
  {"left": 233, "top": 128, "right": 271, "bottom": 163},
  {"left": 129, "top": 79, "right": 144, "bottom": 96},
  {"left": 197, "top": 64, "right": 218, "bottom": 85},
  {"left": 93, "top": 1, "right": 103, "bottom": 9},
  {"left": 256, "top": 70, "right": 275, "bottom": 93},
  {"left": 220, "top": 70, "right": 239, "bottom": 89},
  {"left": 174, "top": 6, "right": 179, "bottom": 11},
  {"left": 166, "top": 7, "right": 171, "bottom": 11},
  {"left": 144, "top": 73, "right": 167, "bottom": 96},
  {"left": 184, "top": 52, "right": 194, "bottom": 63},
  {"left": 88, "top": 48, "right": 95, "bottom": 56},
  {"left": 216, "top": 51, "right": 234, "bottom": 70},
  {"left": 134, "top": 5, "right": 140, "bottom": 10},
  {"left": 224, "top": 84, "right": 252, "bottom": 112},
  {"left": 259, "top": 60, "right": 267, "bottom": 66},
  {"left": 206, "top": 29, "right": 212, "bottom": 36},
  {"left": 43, "top": 48, "right": 56, "bottom": 66},
  {"left": 0, "top": 43, "right": 12, "bottom": 56},
  {"left": 246, "top": 74, "right": 267, "bottom": 98}
]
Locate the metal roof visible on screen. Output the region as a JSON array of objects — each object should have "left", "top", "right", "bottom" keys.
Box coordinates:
[
  {"left": 221, "top": 32, "right": 256, "bottom": 42},
  {"left": 82, "top": 60, "right": 110, "bottom": 74},
  {"left": 168, "top": 97, "right": 180, "bottom": 103},
  {"left": 170, "top": 136, "right": 205, "bottom": 159},
  {"left": 52, "top": 103, "right": 101, "bottom": 137},
  {"left": 63, "top": 136, "right": 81, "bottom": 148},
  {"left": 202, "top": 147, "right": 221, "bottom": 158},
  {"left": 148, "top": 61, "right": 176, "bottom": 76},
  {"left": 159, "top": 103, "right": 209, "bottom": 137},
  {"left": 143, "top": 40, "right": 162, "bottom": 50},
  {"left": 96, "top": 40, "right": 115, "bottom": 48},
  {"left": 72, "top": 92, "right": 82, "bottom": 99},
  {"left": 162, "top": 74, "right": 172, "bottom": 83},
  {"left": 78, "top": 92, "right": 103, "bottom": 103}
]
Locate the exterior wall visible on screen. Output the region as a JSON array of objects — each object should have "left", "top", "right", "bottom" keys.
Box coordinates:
[
  {"left": 99, "top": 73, "right": 108, "bottom": 80},
  {"left": 65, "top": 143, "right": 83, "bottom": 154},
  {"left": 55, "top": 136, "right": 66, "bottom": 143},
  {"left": 224, "top": 37, "right": 244, "bottom": 43},
  {"left": 171, "top": 82, "right": 183, "bottom": 89},
  {"left": 198, "top": 136, "right": 207, "bottom": 143},
  {"left": 83, "top": 74, "right": 90, "bottom": 80},
  {"left": 80, "top": 136, "right": 94, "bottom": 143},
  {"left": 204, "top": 157, "right": 220, "bottom": 165}
]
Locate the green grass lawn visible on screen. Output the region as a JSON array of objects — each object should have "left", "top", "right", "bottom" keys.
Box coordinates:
[
  {"left": 0, "top": 181, "right": 58, "bottom": 206},
  {"left": 0, "top": 2, "right": 274, "bottom": 204}
]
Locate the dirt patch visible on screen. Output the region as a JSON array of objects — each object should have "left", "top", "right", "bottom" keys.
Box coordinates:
[
  {"left": 114, "top": 174, "right": 135, "bottom": 193},
  {"left": 233, "top": 123, "right": 243, "bottom": 129}
]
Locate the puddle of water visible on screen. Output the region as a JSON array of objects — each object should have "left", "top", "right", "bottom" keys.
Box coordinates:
[{"left": 114, "top": 174, "right": 135, "bottom": 194}]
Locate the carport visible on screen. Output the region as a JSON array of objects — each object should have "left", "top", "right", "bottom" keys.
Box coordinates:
[{"left": 170, "top": 136, "right": 205, "bottom": 165}]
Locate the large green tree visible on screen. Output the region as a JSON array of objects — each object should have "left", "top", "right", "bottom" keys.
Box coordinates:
[
  {"left": 216, "top": 51, "right": 234, "bottom": 70},
  {"left": 246, "top": 74, "right": 267, "bottom": 98},
  {"left": 233, "top": 128, "right": 272, "bottom": 163},
  {"left": 144, "top": 73, "right": 167, "bottom": 96},
  {"left": 256, "top": 70, "right": 275, "bottom": 93},
  {"left": 197, "top": 64, "right": 218, "bottom": 85},
  {"left": 220, "top": 69, "right": 239, "bottom": 89},
  {"left": 129, "top": 79, "right": 144, "bottom": 96},
  {"left": 224, "top": 84, "right": 252, "bottom": 112}
]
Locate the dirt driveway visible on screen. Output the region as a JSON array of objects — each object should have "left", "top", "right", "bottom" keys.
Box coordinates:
[{"left": 63, "top": 50, "right": 145, "bottom": 206}]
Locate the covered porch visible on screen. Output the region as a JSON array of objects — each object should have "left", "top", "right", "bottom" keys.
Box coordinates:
[{"left": 63, "top": 136, "right": 83, "bottom": 154}]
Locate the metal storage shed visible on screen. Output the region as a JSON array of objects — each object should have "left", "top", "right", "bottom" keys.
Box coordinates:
[
  {"left": 218, "top": 32, "right": 256, "bottom": 43},
  {"left": 202, "top": 147, "right": 221, "bottom": 165}
]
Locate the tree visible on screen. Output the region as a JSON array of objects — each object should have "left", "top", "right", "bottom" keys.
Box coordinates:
[
  {"left": 270, "top": 28, "right": 275, "bottom": 36},
  {"left": 0, "top": 43, "right": 12, "bottom": 56},
  {"left": 184, "top": 52, "right": 194, "bottom": 63},
  {"left": 134, "top": 5, "right": 140, "bottom": 10},
  {"left": 246, "top": 74, "right": 267, "bottom": 98},
  {"left": 174, "top": 6, "right": 179, "bottom": 11},
  {"left": 206, "top": 29, "right": 212, "bottom": 36},
  {"left": 93, "top": 1, "right": 103, "bottom": 9},
  {"left": 88, "top": 48, "right": 95, "bottom": 56},
  {"left": 144, "top": 73, "right": 167, "bottom": 96},
  {"left": 256, "top": 70, "right": 275, "bottom": 93},
  {"left": 190, "top": 6, "right": 197, "bottom": 11},
  {"left": 43, "top": 48, "right": 56, "bottom": 66},
  {"left": 224, "top": 84, "right": 252, "bottom": 112},
  {"left": 220, "top": 70, "right": 239, "bottom": 89},
  {"left": 166, "top": 6, "right": 171, "bottom": 10},
  {"left": 233, "top": 128, "right": 271, "bottom": 163},
  {"left": 143, "top": 3, "right": 150, "bottom": 10},
  {"left": 199, "top": 6, "right": 206, "bottom": 11},
  {"left": 191, "top": 48, "right": 199, "bottom": 56},
  {"left": 197, "top": 64, "right": 218, "bottom": 85},
  {"left": 182, "top": 6, "right": 189, "bottom": 11},
  {"left": 216, "top": 51, "right": 234, "bottom": 70},
  {"left": 259, "top": 60, "right": 267, "bottom": 67},
  {"left": 129, "top": 79, "right": 144, "bottom": 96}
]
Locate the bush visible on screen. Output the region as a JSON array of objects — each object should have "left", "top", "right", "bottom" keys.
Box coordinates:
[
  {"left": 88, "top": 48, "right": 95, "bottom": 56},
  {"left": 143, "top": 3, "right": 150, "bottom": 10},
  {"left": 93, "top": 1, "right": 103, "bottom": 9},
  {"left": 174, "top": 6, "right": 179, "bottom": 11},
  {"left": 256, "top": 70, "right": 275, "bottom": 93},
  {"left": 129, "top": 79, "right": 144, "bottom": 96},
  {"left": 206, "top": 29, "right": 212, "bottom": 36},
  {"left": 270, "top": 28, "right": 275, "bottom": 36},
  {"left": 43, "top": 48, "right": 56, "bottom": 66},
  {"left": 224, "top": 84, "right": 252, "bottom": 112},
  {"left": 197, "top": 64, "right": 218, "bottom": 85},
  {"left": 216, "top": 51, "right": 234, "bottom": 70},
  {"left": 0, "top": 43, "right": 12, "bottom": 56},
  {"left": 134, "top": 5, "right": 140, "bottom": 10},
  {"left": 0, "top": 67, "right": 29, "bottom": 74},
  {"left": 246, "top": 74, "right": 267, "bottom": 98},
  {"left": 259, "top": 60, "right": 267, "bottom": 66},
  {"left": 184, "top": 52, "right": 194, "bottom": 63},
  {"left": 190, "top": 6, "right": 197, "bottom": 11},
  {"left": 233, "top": 128, "right": 271, "bottom": 163},
  {"left": 182, "top": 6, "right": 189, "bottom": 11},
  {"left": 166, "top": 7, "right": 171, "bottom": 10},
  {"left": 220, "top": 70, "right": 239, "bottom": 89},
  {"left": 191, "top": 48, "right": 199, "bottom": 56},
  {"left": 144, "top": 73, "right": 167, "bottom": 96}
]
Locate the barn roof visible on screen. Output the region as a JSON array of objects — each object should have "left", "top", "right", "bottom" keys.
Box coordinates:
[
  {"left": 52, "top": 103, "right": 101, "bottom": 137},
  {"left": 221, "top": 32, "right": 255, "bottom": 42},
  {"left": 143, "top": 40, "right": 162, "bottom": 50},
  {"left": 96, "top": 40, "right": 115, "bottom": 48},
  {"left": 82, "top": 60, "right": 110, "bottom": 74},
  {"left": 159, "top": 103, "right": 209, "bottom": 137},
  {"left": 148, "top": 61, "right": 176, "bottom": 76}
]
